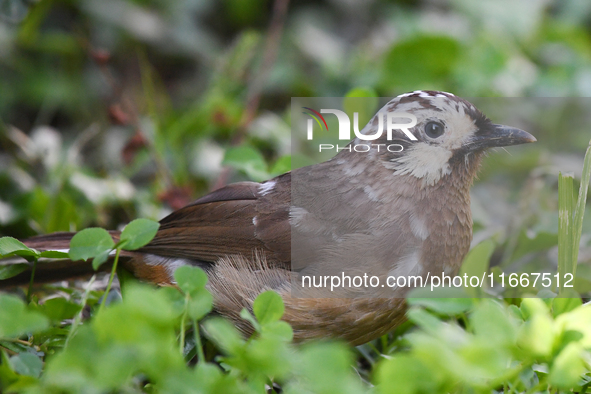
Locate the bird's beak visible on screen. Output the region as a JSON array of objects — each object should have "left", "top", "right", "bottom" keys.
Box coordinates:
[{"left": 467, "top": 124, "right": 537, "bottom": 151}]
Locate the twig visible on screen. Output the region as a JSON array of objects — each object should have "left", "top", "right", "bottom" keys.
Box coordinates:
[
  {"left": 66, "top": 275, "right": 96, "bottom": 346},
  {"left": 234, "top": 0, "right": 291, "bottom": 141},
  {"left": 99, "top": 248, "right": 121, "bottom": 313},
  {"left": 211, "top": 0, "right": 290, "bottom": 191},
  {"left": 26, "top": 257, "right": 38, "bottom": 303},
  {"left": 180, "top": 293, "right": 189, "bottom": 355},
  {"left": 194, "top": 320, "right": 204, "bottom": 363}
]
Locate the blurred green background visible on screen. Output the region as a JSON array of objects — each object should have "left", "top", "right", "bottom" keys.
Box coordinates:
[
  {"left": 0, "top": 0, "right": 590, "bottom": 274},
  {"left": 3, "top": 1, "right": 591, "bottom": 393}
]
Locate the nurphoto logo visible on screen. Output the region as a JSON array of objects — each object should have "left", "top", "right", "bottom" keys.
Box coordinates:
[{"left": 302, "top": 107, "right": 418, "bottom": 153}]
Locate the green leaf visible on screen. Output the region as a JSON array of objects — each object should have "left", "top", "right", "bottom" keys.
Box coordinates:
[
  {"left": 0, "top": 350, "right": 18, "bottom": 388},
  {"left": 239, "top": 308, "right": 261, "bottom": 332},
  {"left": 459, "top": 239, "right": 494, "bottom": 296},
  {"left": 512, "top": 230, "right": 558, "bottom": 261},
  {"left": 407, "top": 286, "right": 473, "bottom": 314},
  {"left": 381, "top": 35, "right": 460, "bottom": 91},
  {"left": 406, "top": 307, "right": 444, "bottom": 335},
  {"left": 38, "top": 297, "right": 82, "bottom": 322},
  {"left": 69, "top": 228, "right": 115, "bottom": 262},
  {"left": 0, "top": 237, "right": 38, "bottom": 259},
  {"left": 295, "top": 342, "right": 362, "bottom": 394},
  {"left": 470, "top": 300, "right": 517, "bottom": 346},
  {"left": 0, "top": 294, "right": 49, "bottom": 338},
  {"left": 243, "top": 337, "right": 292, "bottom": 378},
  {"left": 9, "top": 353, "right": 43, "bottom": 378},
  {"left": 159, "top": 287, "right": 186, "bottom": 317},
  {"left": 253, "top": 290, "right": 284, "bottom": 325},
  {"left": 261, "top": 320, "right": 293, "bottom": 341},
  {"left": 203, "top": 317, "right": 244, "bottom": 354},
  {"left": 120, "top": 218, "right": 160, "bottom": 251},
  {"left": 549, "top": 342, "right": 585, "bottom": 389},
  {"left": 92, "top": 249, "right": 111, "bottom": 270},
  {"left": 555, "top": 305, "right": 591, "bottom": 348},
  {"left": 508, "top": 304, "right": 524, "bottom": 321},
  {"left": 223, "top": 146, "right": 269, "bottom": 182},
  {"left": 520, "top": 297, "right": 550, "bottom": 320},
  {"left": 517, "top": 299, "right": 554, "bottom": 357},
  {"left": 552, "top": 297, "right": 582, "bottom": 317},
  {"left": 270, "top": 155, "right": 291, "bottom": 175},
  {"left": 376, "top": 355, "right": 436, "bottom": 394},
  {"left": 174, "top": 266, "right": 208, "bottom": 295},
  {"left": 0, "top": 264, "right": 29, "bottom": 280},
  {"left": 38, "top": 250, "right": 70, "bottom": 259},
  {"left": 572, "top": 140, "right": 591, "bottom": 272},
  {"left": 407, "top": 297, "right": 473, "bottom": 315},
  {"left": 117, "top": 265, "right": 141, "bottom": 297},
  {"left": 186, "top": 289, "right": 213, "bottom": 321}
]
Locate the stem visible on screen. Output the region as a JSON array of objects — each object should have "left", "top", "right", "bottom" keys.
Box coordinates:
[
  {"left": 194, "top": 320, "right": 204, "bottom": 363},
  {"left": 364, "top": 342, "right": 379, "bottom": 363},
  {"left": 99, "top": 248, "right": 120, "bottom": 313},
  {"left": 380, "top": 334, "right": 388, "bottom": 352},
  {"left": 26, "top": 257, "right": 38, "bottom": 303},
  {"left": 1, "top": 338, "right": 32, "bottom": 345},
  {"left": 211, "top": 0, "right": 290, "bottom": 191},
  {"left": 558, "top": 173, "right": 574, "bottom": 294},
  {"left": 66, "top": 275, "right": 96, "bottom": 346},
  {"left": 179, "top": 294, "right": 189, "bottom": 355},
  {"left": 235, "top": 0, "right": 290, "bottom": 139}
]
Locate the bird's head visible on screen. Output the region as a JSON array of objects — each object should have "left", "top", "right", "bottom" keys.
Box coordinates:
[{"left": 349, "top": 90, "right": 536, "bottom": 187}]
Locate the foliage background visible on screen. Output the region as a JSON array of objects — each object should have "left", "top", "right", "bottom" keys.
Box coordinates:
[{"left": 1, "top": 0, "right": 591, "bottom": 393}]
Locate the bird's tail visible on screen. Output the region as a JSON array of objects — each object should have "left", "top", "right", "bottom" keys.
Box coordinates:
[{"left": 0, "top": 231, "right": 120, "bottom": 289}]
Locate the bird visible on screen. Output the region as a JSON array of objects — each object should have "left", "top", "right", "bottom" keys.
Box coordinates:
[{"left": 0, "top": 90, "right": 536, "bottom": 346}]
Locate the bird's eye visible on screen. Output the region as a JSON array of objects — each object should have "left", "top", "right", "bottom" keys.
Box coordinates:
[{"left": 424, "top": 122, "right": 445, "bottom": 139}]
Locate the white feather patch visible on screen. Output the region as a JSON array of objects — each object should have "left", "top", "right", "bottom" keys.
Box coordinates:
[
  {"left": 387, "top": 143, "right": 452, "bottom": 186},
  {"left": 363, "top": 185, "right": 380, "bottom": 202},
  {"left": 387, "top": 250, "right": 423, "bottom": 289},
  {"left": 52, "top": 248, "right": 71, "bottom": 254},
  {"left": 289, "top": 207, "right": 309, "bottom": 226},
  {"left": 343, "top": 161, "right": 367, "bottom": 176},
  {"left": 144, "top": 254, "right": 193, "bottom": 281},
  {"left": 409, "top": 213, "right": 429, "bottom": 240},
  {"left": 389, "top": 250, "right": 422, "bottom": 276},
  {"left": 259, "top": 180, "right": 276, "bottom": 196},
  {"left": 46, "top": 248, "right": 117, "bottom": 256}
]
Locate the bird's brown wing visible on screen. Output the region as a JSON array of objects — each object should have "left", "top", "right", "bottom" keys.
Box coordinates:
[{"left": 138, "top": 173, "right": 291, "bottom": 267}]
